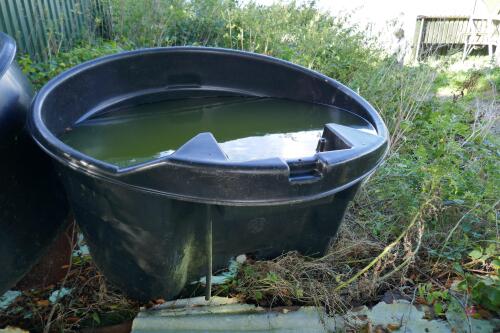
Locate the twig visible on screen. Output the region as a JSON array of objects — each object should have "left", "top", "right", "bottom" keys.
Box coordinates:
[
  {"left": 334, "top": 202, "right": 428, "bottom": 291},
  {"left": 403, "top": 288, "right": 418, "bottom": 333},
  {"left": 43, "top": 222, "right": 77, "bottom": 333},
  {"left": 379, "top": 220, "right": 424, "bottom": 282}
]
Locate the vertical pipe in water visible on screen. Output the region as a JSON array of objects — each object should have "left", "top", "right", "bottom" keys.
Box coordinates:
[{"left": 205, "top": 204, "right": 213, "bottom": 301}]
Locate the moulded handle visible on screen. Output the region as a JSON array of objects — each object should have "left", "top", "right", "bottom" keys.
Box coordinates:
[
  {"left": 318, "top": 123, "right": 385, "bottom": 165},
  {"left": 287, "top": 123, "right": 385, "bottom": 185}
]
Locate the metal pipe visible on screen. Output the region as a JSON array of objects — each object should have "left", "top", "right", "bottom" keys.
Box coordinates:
[{"left": 205, "top": 205, "right": 213, "bottom": 301}]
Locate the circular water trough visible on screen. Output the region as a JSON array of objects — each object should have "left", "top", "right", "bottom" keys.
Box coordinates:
[
  {"left": 0, "top": 32, "right": 69, "bottom": 294},
  {"left": 30, "top": 47, "right": 389, "bottom": 301}
]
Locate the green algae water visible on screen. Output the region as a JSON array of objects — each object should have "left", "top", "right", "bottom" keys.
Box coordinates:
[{"left": 60, "top": 97, "right": 376, "bottom": 167}]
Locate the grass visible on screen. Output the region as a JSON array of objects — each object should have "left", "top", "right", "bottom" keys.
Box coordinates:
[{"left": 5, "top": 0, "right": 499, "bottom": 331}]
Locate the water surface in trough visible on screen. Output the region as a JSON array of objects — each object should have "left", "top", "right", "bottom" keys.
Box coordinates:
[{"left": 60, "top": 96, "right": 375, "bottom": 166}]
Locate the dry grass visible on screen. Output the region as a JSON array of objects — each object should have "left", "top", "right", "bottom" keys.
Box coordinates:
[
  {"left": 0, "top": 230, "right": 138, "bottom": 332},
  {"left": 215, "top": 202, "right": 432, "bottom": 316},
  {"left": 0, "top": 214, "right": 427, "bottom": 331}
]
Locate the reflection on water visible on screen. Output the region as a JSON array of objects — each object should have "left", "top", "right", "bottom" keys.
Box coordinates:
[
  {"left": 220, "top": 130, "right": 323, "bottom": 162},
  {"left": 61, "top": 96, "right": 375, "bottom": 166}
]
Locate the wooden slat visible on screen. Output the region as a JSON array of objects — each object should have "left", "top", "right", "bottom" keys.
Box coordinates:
[
  {"left": 64, "top": 0, "right": 79, "bottom": 38},
  {"left": 451, "top": 19, "right": 459, "bottom": 44},
  {"left": 32, "top": 0, "right": 48, "bottom": 59},
  {"left": 73, "top": 0, "right": 86, "bottom": 35},
  {"left": 0, "top": 1, "right": 15, "bottom": 40},
  {"left": 5, "top": 0, "right": 24, "bottom": 51},
  {"left": 436, "top": 19, "right": 445, "bottom": 44},
  {"left": 415, "top": 18, "right": 425, "bottom": 61},
  {"left": 21, "top": 0, "right": 44, "bottom": 58},
  {"left": 457, "top": 19, "right": 465, "bottom": 43},
  {"left": 444, "top": 20, "right": 451, "bottom": 44},
  {"left": 412, "top": 15, "right": 500, "bottom": 60},
  {"left": 411, "top": 17, "right": 423, "bottom": 61},
  {"left": 55, "top": 0, "right": 70, "bottom": 42},
  {"left": 61, "top": 0, "right": 73, "bottom": 35},
  {"left": 414, "top": 16, "right": 494, "bottom": 46}
]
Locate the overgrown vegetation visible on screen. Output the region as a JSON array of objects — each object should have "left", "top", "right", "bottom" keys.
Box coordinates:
[
  {"left": 216, "top": 61, "right": 499, "bottom": 319},
  {"left": 5, "top": 0, "right": 499, "bottom": 331}
]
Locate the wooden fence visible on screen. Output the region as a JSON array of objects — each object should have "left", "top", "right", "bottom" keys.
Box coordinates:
[
  {"left": 412, "top": 15, "right": 500, "bottom": 60},
  {"left": 0, "top": 0, "right": 112, "bottom": 60}
]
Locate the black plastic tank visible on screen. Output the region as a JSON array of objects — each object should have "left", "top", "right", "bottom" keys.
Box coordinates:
[
  {"left": 0, "top": 32, "right": 69, "bottom": 294},
  {"left": 29, "top": 47, "right": 389, "bottom": 301}
]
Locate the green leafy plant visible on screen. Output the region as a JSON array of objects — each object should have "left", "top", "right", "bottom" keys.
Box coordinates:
[
  {"left": 417, "top": 283, "right": 450, "bottom": 317},
  {"left": 18, "top": 41, "right": 126, "bottom": 89},
  {"left": 453, "top": 245, "right": 500, "bottom": 313}
]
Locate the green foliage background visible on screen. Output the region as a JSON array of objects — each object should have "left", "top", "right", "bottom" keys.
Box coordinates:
[{"left": 17, "top": 0, "right": 499, "bottom": 318}]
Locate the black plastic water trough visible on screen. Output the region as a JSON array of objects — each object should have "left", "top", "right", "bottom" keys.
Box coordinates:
[
  {"left": 0, "top": 32, "right": 68, "bottom": 294},
  {"left": 30, "top": 47, "right": 389, "bottom": 301}
]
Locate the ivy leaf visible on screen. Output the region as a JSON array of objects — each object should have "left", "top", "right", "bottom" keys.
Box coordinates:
[
  {"left": 92, "top": 312, "right": 101, "bottom": 325},
  {"left": 469, "top": 249, "right": 483, "bottom": 260}
]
